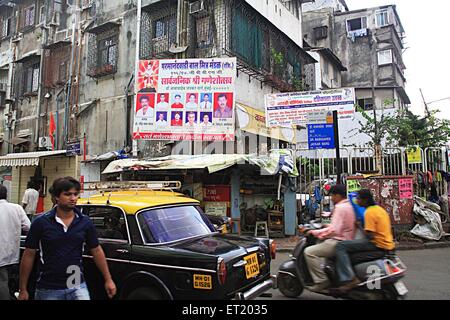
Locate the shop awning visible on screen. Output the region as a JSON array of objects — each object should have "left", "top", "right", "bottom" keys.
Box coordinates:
[
  {"left": 0, "top": 150, "right": 68, "bottom": 167},
  {"left": 5, "top": 137, "right": 29, "bottom": 146},
  {"left": 236, "top": 103, "right": 297, "bottom": 144},
  {"left": 102, "top": 150, "right": 299, "bottom": 177}
]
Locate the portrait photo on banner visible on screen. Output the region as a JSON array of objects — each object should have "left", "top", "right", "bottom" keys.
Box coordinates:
[
  {"left": 155, "top": 111, "right": 168, "bottom": 127},
  {"left": 171, "top": 111, "right": 183, "bottom": 126},
  {"left": 156, "top": 93, "right": 170, "bottom": 109},
  {"left": 199, "top": 93, "right": 213, "bottom": 110},
  {"left": 213, "top": 92, "right": 234, "bottom": 119},
  {"left": 135, "top": 93, "right": 155, "bottom": 119},
  {"left": 171, "top": 93, "right": 184, "bottom": 109},
  {"left": 185, "top": 93, "right": 199, "bottom": 110},
  {"left": 200, "top": 112, "right": 213, "bottom": 127}
]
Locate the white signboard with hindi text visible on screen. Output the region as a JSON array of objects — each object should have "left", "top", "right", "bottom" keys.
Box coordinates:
[{"left": 265, "top": 88, "right": 355, "bottom": 128}]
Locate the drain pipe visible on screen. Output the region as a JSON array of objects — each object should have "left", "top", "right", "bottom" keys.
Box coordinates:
[
  {"left": 124, "top": 75, "right": 134, "bottom": 149},
  {"left": 64, "top": 2, "right": 79, "bottom": 147},
  {"left": 35, "top": 6, "right": 50, "bottom": 149}
]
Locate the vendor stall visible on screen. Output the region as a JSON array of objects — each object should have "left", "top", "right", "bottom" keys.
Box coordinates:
[{"left": 101, "top": 150, "right": 299, "bottom": 236}]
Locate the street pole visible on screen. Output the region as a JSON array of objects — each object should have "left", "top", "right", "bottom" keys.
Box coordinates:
[
  {"left": 333, "top": 110, "right": 342, "bottom": 184},
  {"left": 132, "top": 0, "right": 142, "bottom": 157}
]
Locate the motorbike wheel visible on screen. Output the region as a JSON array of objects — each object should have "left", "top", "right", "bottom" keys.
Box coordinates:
[
  {"left": 383, "top": 285, "right": 406, "bottom": 300},
  {"left": 278, "top": 273, "right": 304, "bottom": 298}
]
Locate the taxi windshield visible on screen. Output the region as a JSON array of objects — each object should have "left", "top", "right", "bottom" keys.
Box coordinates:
[{"left": 137, "top": 205, "right": 216, "bottom": 244}]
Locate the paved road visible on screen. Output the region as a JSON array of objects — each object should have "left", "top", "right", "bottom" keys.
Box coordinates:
[{"left": 261, "top": 248, "right": 450, "bottom": 300}]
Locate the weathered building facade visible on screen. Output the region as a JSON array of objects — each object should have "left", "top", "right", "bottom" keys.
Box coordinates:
[
  {"left": 1, "top": 0, "right": 314, "bottom": 158},
  {"left": 0, "top": 0, "right": 314, "bottom": 234},
  {"left": 302, "top": 4, "right": 411, "bottom": 110}
]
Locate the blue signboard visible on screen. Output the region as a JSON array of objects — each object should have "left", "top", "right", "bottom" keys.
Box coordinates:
[
  {"left": 66, "top": 141, "right": 81, "bottom": 156},
  {"left": 308, "top": 124, "right": 335, "bottom": 149}
]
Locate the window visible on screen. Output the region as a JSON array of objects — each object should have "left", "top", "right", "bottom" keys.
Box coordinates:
[
  {"left": 24, "top": 6, "right": 35, "bottom": 28},
  {"left": 23, "top": 63, "right": 40, "bottom": 94},
  {"left": 137, "top": 205, "right": 215, "bottom": 244},
  {"left": 153, "top": 15, "right": 176, "bottom": 39},
  {"left": 80, "top": 206, "right": 128, "bottom": 241},
  {"left": 87, "top": 28, "right": 119, "bottom": 77},
  {"left": 357, "top": 98, "right": 374, "bottom": 110},
  {"left": 98, "top": 36, "right": 118, "bottom": 68},
  {"left": 378, "top": 49, "right": 393, "bottom": 65},
  {"left": 1, "top": 17, "right": 13, "bottom": 38},
  {"left": 58, "top": 62, "right": 67, "bottom": 83},
  {"left": 347, "top": 17, "right": 367, "bottom": 32},
  {"left": 196, "top": 16, "right": 213, "bottom": 48},
  {"left": 376, "top": 10, "right": 389, "bottom": 27},
  {"left": 314, "top": 26, "right": 328, "bottom": 40},
  {"left": 39, "top": 5, "right": 45, "bottom": 24}
]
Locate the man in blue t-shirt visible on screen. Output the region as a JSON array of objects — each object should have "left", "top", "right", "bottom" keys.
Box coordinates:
[{"left": 18, "top": 177, "right": 116, "bottom": 300}]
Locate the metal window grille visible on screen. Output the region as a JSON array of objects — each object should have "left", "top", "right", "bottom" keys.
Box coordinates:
[
  {"left": 87, "top": 28, "right": 119, "bottom": 78},
  {"left": 43, "top": 44, "right": 71, "bottom": 88},
  {"left": 140, "top": 0, "right": 177, "bottom": 60},
  {"left": 24, "top": 5, "right": 35, "bottom": 27},
  {"left": 224, "top": 0, "right": 306, "bottom": 89},
  {"left": 196, "top": 15, "right": 213, "bottom": 49},
  {"left": 18, "top": 61, "right": 40, "bottom": 95}
]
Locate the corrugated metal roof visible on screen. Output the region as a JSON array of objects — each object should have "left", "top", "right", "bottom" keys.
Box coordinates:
[{"left": 0, "top": 150, "right": 68, "bottom": 167}]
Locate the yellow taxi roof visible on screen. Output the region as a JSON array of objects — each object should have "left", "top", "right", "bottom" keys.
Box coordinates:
[{"left": 78, "top": 190, "right": 200, "bottom": 215}]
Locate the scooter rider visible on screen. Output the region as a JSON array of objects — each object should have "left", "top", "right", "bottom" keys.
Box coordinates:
[
  {"left": 335, "top": 189, "right": 396, "bottom": 293},
  {"left": 304, "top": 184, "right": 356, "bottom": 293}
]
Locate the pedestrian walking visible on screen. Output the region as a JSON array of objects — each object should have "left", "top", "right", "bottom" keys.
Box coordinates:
[
  {"left": 22, "top": 181, "right": 40, "bottom": 221},
  {"left": 0, "top": 185, "right": 31, "bottom": 300},
  {"left": 18, "top": 177, "right": 116, "bottom": 300}
]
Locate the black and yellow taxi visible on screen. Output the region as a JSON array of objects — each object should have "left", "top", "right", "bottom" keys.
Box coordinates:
[{"left": 69, "top": 181, "right": 277, "bottom": 300}]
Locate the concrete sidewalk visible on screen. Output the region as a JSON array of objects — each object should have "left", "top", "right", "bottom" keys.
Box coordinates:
[{"left": 273, "top": 236, "right": 450, "bottom": 253}]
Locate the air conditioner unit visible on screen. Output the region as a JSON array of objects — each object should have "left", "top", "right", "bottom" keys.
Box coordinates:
[
  {"left": 38, "top": 136, "right": 52, "bottom": 149},
  {"left": 52, "top": 12, "right": 61, "bottom": 26},
  {"left": 189, "top": 1, "right": 207, "bottom": 15},
  {"left": 55, "top": 29, "right": 70, "bottom": 42}
]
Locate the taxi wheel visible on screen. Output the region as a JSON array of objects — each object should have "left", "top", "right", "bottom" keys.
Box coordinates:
[{"left": 126, "top": 287, "right": 163, "bottom": 300}]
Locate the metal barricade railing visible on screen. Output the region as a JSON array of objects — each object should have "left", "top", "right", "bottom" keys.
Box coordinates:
[
  {"left": 383, "top": 147, "right": 405, "bottom": 176},
  {"left": 424, "top": 147, "right": 447, "bottom": 196},
  {"left": 349, "top": 147, "right": 376, "bottom": 175}
]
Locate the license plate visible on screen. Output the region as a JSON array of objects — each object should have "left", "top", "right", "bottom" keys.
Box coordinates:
[
  {"left": 244, "top": 253, "right": 260, "bottom": 279},
  {"left": 394, "top": 281, "right": 408, "bottom": 296},
  {"left": 193, "top": 274, "right": 212, "bottom": 290}
]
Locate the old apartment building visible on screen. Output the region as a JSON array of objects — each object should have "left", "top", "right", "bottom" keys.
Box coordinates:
[
  {"left": 302, "top": 2, "right": 410, "bottom": 111},
  {"left": 0, "top": 0, "right": 314, "bottom": 219},
  {"left": 0, "top": 0, "right": 314, "bottom": 158}
]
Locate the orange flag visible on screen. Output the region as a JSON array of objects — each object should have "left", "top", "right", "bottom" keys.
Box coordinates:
[{"left": 49, "top": 112, "right": 56, "bottom": 150}]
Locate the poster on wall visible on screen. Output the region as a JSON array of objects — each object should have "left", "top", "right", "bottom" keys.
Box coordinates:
[
  {"left": 264, "top": 88, "right": 355, "bottom": 128},
  {"left": 399, "top": 178, "right": 414, "bottom": 199},
  {"left": 406, "top": 147, "right": 422, "bottom": 164},
  {"left": 133, "top": 58, "right": 236, "bottom": 141}
]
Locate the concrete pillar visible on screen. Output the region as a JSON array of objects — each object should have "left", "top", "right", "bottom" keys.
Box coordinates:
[
  {"left": 230, "top": 168, "right": 241, "bottom": 234},
  {"left": 284, "top": 187, "right": 297, "bottom": 236}
]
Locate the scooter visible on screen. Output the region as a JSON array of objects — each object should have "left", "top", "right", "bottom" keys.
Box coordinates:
[{"left": 278, "top": 222, "right": 409, "bottom": 300}]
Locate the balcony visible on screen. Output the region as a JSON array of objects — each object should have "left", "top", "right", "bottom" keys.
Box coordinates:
[{"left": 87, "top": 64, "right": 116, "bottom": 78}]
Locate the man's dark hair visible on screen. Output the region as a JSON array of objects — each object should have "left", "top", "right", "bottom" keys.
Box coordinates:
[
  {"left": 218, "top": 94, "right": 227, "bottom": 100},
  {"left": 175, "top": 94, "right": 181, "bottom": 99},
  {"left": 357, "top": 189, "right": 376, "bottom": 206},
  {"left": 203, "top": 94, "right": 210, "bottom": 98},
  {"left": 0, "top": 185, "right": 7, "bottom": 200},
  {"left": 139, "top": 95, "right": 150, "bottom": 103},
  {"left": 329, "top": 184, "right": 347, "bottom": 198},
  {"left": 51, "top": 177, "right": 81, "bottom": 197},
  {"left": 189, "top": 94, "right": 196, "bottom": 98}
]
